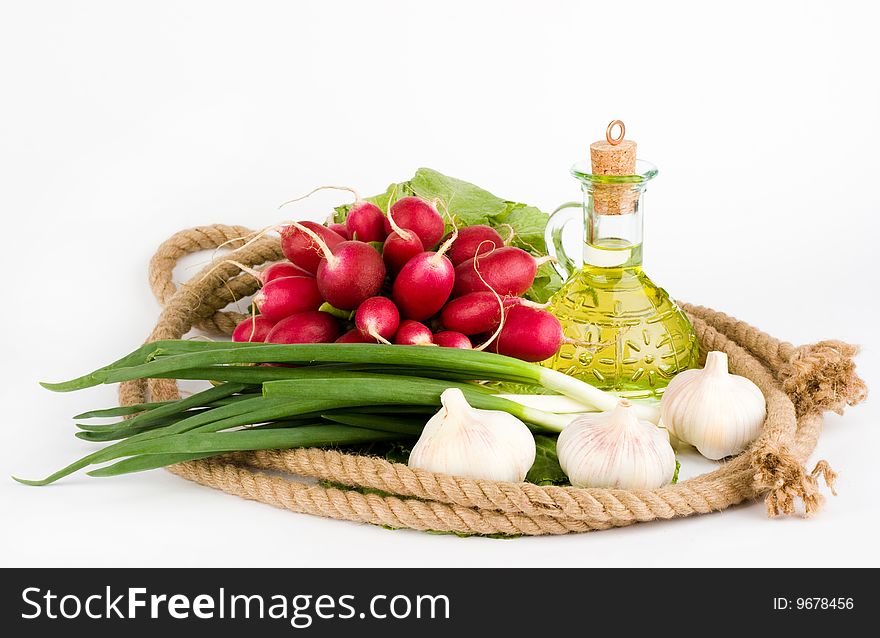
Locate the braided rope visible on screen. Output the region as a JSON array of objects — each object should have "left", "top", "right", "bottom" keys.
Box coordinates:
[{"left": 118, "top": 225, "right": 866, "bottom": 535}]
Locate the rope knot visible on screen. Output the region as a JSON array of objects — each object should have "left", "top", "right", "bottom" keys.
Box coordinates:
[
  {"left": 751, "top": 442, "right": 837, "bottom": 517},
  {"left": 779, "top": 340, "right": 867, "bottom": 416}
]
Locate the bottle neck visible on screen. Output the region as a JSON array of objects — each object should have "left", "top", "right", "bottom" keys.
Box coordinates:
[{"left": 583, "top": 185, "right": 645, "bottom": 269}]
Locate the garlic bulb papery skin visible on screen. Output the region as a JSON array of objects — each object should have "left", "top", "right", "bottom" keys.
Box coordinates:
[
  {"left": 556, "top": 400, "right": 676, "bottom": 490},
  {"left": 408, "top": 388, "right": 537, "bottom": 483},
  {"left": 660, "top": 350, "right": 766, "bottom": 461}
]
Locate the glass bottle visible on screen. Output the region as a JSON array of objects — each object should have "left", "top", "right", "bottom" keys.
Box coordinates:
[{"left": 543, "top": 159, "right": 698, "bottom": 399}]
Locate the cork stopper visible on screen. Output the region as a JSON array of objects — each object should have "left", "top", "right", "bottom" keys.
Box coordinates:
[{"left": 589, "top": 120, "right": 638, "bottom": 215}]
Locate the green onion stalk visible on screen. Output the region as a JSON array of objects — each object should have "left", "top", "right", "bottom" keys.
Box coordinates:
[
  {"left": 18, "top": 342, "right": 659, "bottom": 485},
  {"left": 42, "top": 342, "right": 659, "bottom": 421}
]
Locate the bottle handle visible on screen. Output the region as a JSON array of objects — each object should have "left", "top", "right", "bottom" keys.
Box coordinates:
[{"left": 544, "top": 201, "right": 583, "bottom": 280}]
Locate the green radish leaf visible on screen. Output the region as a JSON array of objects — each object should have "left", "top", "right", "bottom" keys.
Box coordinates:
[
  {"left": 497, "top": 203, "right": 549, "bottom": 252},
  {"left": 526, "top": 434, "right": 569, "bottom": 486},
  {"left": 526, "top": 261, "right": 563, "bottom": 304},
  {"left": 408, "top": 167, "right": 510, "bottom": 227}
]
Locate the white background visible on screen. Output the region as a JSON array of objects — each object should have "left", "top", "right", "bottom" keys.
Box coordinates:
[{"left": 1, "top": 0, "right": 878, "bottom": 567}]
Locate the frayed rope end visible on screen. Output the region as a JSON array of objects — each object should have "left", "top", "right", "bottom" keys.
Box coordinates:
[
  {"left": 753, "top": 444, "right": 838, "bottom": 518},
  {"left": 780, "top": 340, "right": 868, "bottom": 416}
]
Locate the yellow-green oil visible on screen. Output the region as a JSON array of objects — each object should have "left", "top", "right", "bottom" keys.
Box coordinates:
[{"left": 542, "top": 239, "right": 698, "bottom": 399}]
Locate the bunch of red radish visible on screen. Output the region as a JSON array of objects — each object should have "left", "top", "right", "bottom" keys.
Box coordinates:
[{"left": 231, "top": 195, "right": 565, "bottom": 362}]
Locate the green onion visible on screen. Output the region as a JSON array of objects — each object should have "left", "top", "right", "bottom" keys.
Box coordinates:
[
  {"left": 16, "top": 390, "right": 446, "bottom": 486},
  {"left": 15, "top": 396, "right": 276, "bottom": 486},
  {"left": 46, "top": 340, "right": 234, "bottom": 391},
  {"left": 498, "top": 393, "right": 659, "bottom": 416},
  {"left": 87, "top": 452, "right": 221, "bottom": 476},
  {"left": 74, "top": 415, "right": 191, "bottom": 442},
  {"left": 87, "top": 425, "right": 404, "bottom": 478},
  {"left": 100, "top": 424, "right": 406, "bottom": 456},
  {"left": 332, "top": 405, "right": 435, "bottom": 415},
  {"left": 71, "top": 382, "right": 254, "bottom": 442},
  {"left": 260, "top": 373, "right": 572, "bottom": 431},
  {"left": 41, "top": 342, "right": 656, "bottom": 421},
  {"left": 18, "top": 396, "right": 310, "bottom": 486},
  {"left": 79, "top": 382, "right": 249, "bottom": 436},
  {"left": 74, "top": 401, "right": 178, "bottom": 420},
  {"left": 319, "top": 412, "right": 425, "bottom": 436},
  {"left": 26, "top": 341, "right": 662, "bottom": 486},
  {"left": 74, "top": 391, "right": 262, "bottom": 422}
]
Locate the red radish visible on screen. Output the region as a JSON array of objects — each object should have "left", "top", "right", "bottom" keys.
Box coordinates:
[
  {"left": 232, "top": 315, "right": 275, "bottom": 343},
  {"left": 346, "top": 201, "right": 387, "bottom": 243},
  {"left": 329, "top": 223, "right": 351, "bottom": 239},
  {"left": 382, "top": 204, "right": 426, "bottom": 276},
  {"left": 392, "top": 232, "right": 458, "bottom": 320},
  {"left": 355, "top": 296, "right": 400, "bottom": 344},
  {"left": 291, "top": 222, "right": 386, "bottom": 310},
  {"left": 280, "top": 221, "right": 346, "bottom": 275},
  {"left": 452, "top": 247, "right": 553, "bottom": 298},
  {"left": 319, "top": 242, "right": 386, "bottom": 310},
  {"left": 384, "top": 197, "right": 445, "bottom": 249},
  {"left": 489, "top": 305, "right": 564, "bottom": 362},
  {"left": 433, "top": 331, "right": 472, "bottom": 349},
  {"left": 382, "top": 231, "right": 424, "bottom": 277},
  {"left": 253, "top": 276, "right": 323, "bottom": 323},
  {"left": 446, "top": 225, "right": 503, "bottom": 265},
  {"left": 439, "top": 291, "right": 540, "bottom": 335},
  {"left": 440, "top": 292, "right": 501, "bottom": 335},
  {"left": 336, "top": 328, "right": 371, "bottom": 343},
  {"left": 394, "top": 320, "right": 434, "bottom": 345},
  {"left": 265, "top": 311, "right": 341, "bottom": 344},
  {"left": 261, "top": 261, "right": 309, "bottom": 283}
]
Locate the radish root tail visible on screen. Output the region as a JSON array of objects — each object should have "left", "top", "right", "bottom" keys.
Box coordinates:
[
  {"left": 499, "top": 223, "right": 516, "bottom": 245},
  {"left": 472, "top": 241, "right": 505, "bottom": 352},
  {"left": 246, "top": 302, "right": 259, "bottom": 342},
  {"left": 385, "top": 186, "right": 415, "bottom": 242},
  {"left": 288, "top": 221, "right": 338, "bottom": 267},
  {"left": 278, "top": 185, "right": 361, "bottom": 210},
  {"left": 204, "top": 259, "right": 263, "bottom": 284},
  {"left": 368, "top": 328, "right": 393, "bottom": 346},
  {"left": 518, "top": 298, "right": 550, "bottom": 309},
  {"left": 212, "top": 224, "right": 288, "bottom": 265},
  {"left": 200, "top": 260, "right": 256, "bottom": 312},
  {"left": 432, "top": 199, "right": 458, "bottom": 263}
]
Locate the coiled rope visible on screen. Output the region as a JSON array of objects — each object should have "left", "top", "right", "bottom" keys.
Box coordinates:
[{"left": 117, "top": 225, "right": 866, "bottom": 535}]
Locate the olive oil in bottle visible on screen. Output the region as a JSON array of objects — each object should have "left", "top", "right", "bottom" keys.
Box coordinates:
[{"left": 542, "top": 122, "right": 698, "bottom": 399}]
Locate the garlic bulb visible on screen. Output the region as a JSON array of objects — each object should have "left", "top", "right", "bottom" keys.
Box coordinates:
[
  {"left": 660, "top": 350, "right": 766, "bottom": 460},
  {"left": 556, "top": 400, "right": 676, "bottom": 489},
  {"left": 408, "top": 388, "right": 536, "bottom": 482}
]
